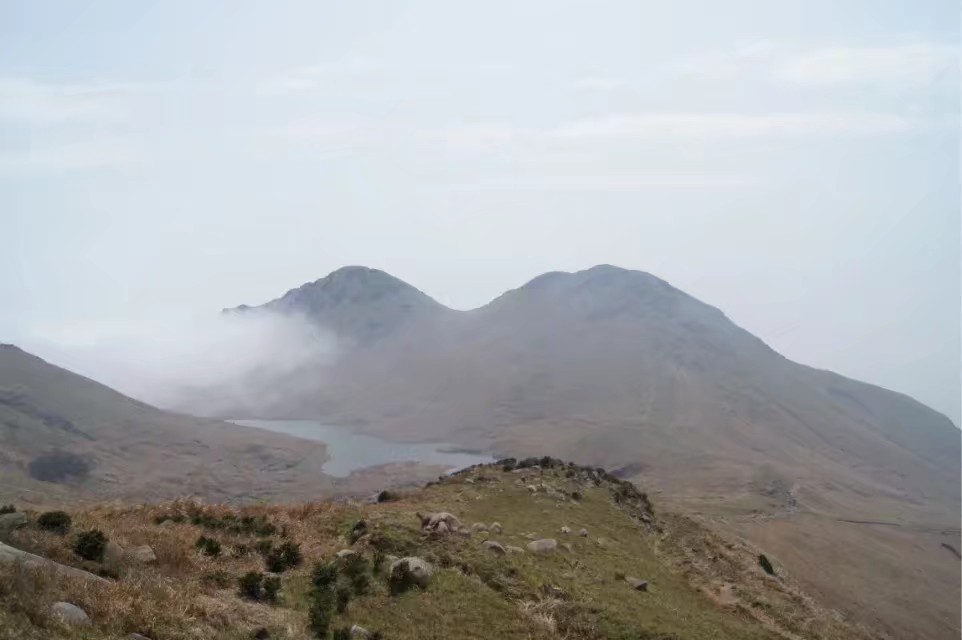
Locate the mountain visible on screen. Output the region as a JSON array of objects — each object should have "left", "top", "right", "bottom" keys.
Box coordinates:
[
  {"left": 0, "top": 459, "right": 875, "bottom": 640},
  {"left": 213, "top": 264, "right": 961, "bottom": 640},
  {"left": 0, "top": 344, "right": 432, "bottom": 507}
]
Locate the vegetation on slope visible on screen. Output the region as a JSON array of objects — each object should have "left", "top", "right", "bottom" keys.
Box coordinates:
[{"left": 0, "top": 459, "right": 873, "bottom": 640}]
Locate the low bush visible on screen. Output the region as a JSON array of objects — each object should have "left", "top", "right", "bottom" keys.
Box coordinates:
[
  {"left": 335, "top": 586, "right": 351, "bottom": 613},
  {"left": 37, "top": 510, "right": 71, "bottom": 534},
  {"left": 376, "top": 490, "right": 399, "bottom": 503},
  {"left": 0, "top": 504, "right": 15, "bottom": 515},
  {"left": 73, "top": 529, "right": 107, "bottom": 561},
  {"left": 195, "top": 536, "right": 222, "bottom": 558},
  {"left": 347, "top": 519, "right": 368, "bottom": 545},
  {"left": 264, "top": 540, "right": 303, "bottom": 573},
  {"left": 758, "top": 554, "right": 775, "bottom": 576},
  {"left": 238, "top": 571, "right": 265, "bottom": 600},
  {"left": 263, "top": 576, "right": 282, "bottom": 603}
]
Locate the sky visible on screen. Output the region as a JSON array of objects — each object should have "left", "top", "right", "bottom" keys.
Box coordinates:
[{"left": 0, "top": 0, "right": 959, "bottom": 425}]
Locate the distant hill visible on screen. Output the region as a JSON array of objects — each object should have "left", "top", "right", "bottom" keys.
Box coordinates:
[
  {"left": 0, "top": 344, "right": 432, "bottom": 506},
  {"left": 210, "top": 264, "right": 960, "bottom": 640}
]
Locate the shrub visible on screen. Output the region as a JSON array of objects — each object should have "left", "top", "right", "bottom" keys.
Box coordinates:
[
  {"left": 263, "top": 576, "right": 282, "bottom": 603},
  {"left": 264, "top": 540, "right": 302, "bottom": 573},
  {"left": 252, "top": 629, "right": 270, "bottom": 640},
  {"left": 340, "top": 553, "right": 370, "bottom": 595},
  {"left": 195, "top": 536, "right": 222, "bottom": 558},
  {"left": 347, "top": 519, "right": 368, "bottom": 545},
  {"left": 335, "top": 586, "right": 351, "bottom": 613},
  {"left": 308, "top": 597, "right": 332, "bottom": 639},
  {"left": 311, "top": 562, "right": 338, "bottom": 590},
  {"left": 376, "top": 490, "right": 399, "bottom": 503},
  {"left": 37, "top": 510, "right": 71, "bottom": 534},
  {"left": 238, "top": 571, "right": 265, "bottom": 600},
  {"left": 28, "top": 451, "right": 91, "bottom": 482},
  {"left": 372, "top": 548, "right": 385, "bottom": 575},
  {"left": 73, "top": 529, "right": 107, "bottom": 561},
  {"left": 333, "top": 627, "right": 351, "bottom": 640},
  {"left": 201, "top": 570, "right": 234, "bottom": 588},
  {"left": 255, "top": 539, "right": 274, "bottom": 556},
  {"left": 0, "top": 504, "right": 15, "bottom": 515},
  {"left": 758, "top": 554, "right": 775, "bottom": 576}
]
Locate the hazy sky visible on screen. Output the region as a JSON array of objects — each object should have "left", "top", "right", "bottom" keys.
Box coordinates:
[{"left": 1, "top": 1, "right": 959, "bottom": 425}]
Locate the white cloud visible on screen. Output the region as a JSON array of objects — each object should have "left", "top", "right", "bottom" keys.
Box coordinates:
[
  {"left": 780, "top": 43, "right": 959, "bottom": 88},
  {"left": 262, "top": 58, "right": 383, "bottom": 94},
  {"left": 573, "top": 76, "right": 630, "bottom": 92},
  {"left": 0, "top": 77, "right": 154, "bottom": 125},
  {"left": 0, "top": 138, "right": 140, "bottom": 172},
  {"left": 449, "top": 173, "right": 754, "bottom": 192},
  {"left": 554, "top": 111, "right": 916, "bottom": 139}
]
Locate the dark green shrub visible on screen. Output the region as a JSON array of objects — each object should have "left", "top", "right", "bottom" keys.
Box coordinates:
[
  {"left": 311, "top": 562, "right": 338, "bottom": 589},
  {"left": 37, "top": 510, "right": 71, "bottom": 534},
  {"left": 72, "top": 529, "right": 107, "bottom": 561},
  {"left": 255, "top": 539, "right": 274, "bottom": 556},
  {"left": 0, "top": 505, "right": 15, "bottom": 515},
  {"left": 201, "top": 570, "right": 233, "bottom": 588},
  {"left": 376, "top": 490, "right": 398, "bottom": 503},
  {"left": 758, "top": 554, "right": 775, "bottom": 576},
  {"left": 347, "top": 519, "right": 368, "bottom": 545},
  {"left": 308, "top": 598, "right": 332, "bottom": 639},
  {"left": 333, "top": 627, "right": 351, "bottom": 640},
  {"left": 264, "top": 540, "right": 302, "bottom": 573},
  {"left": 340, "top": 553, "right": 370, "bottom": 595},
  {"left": 252, "top": 628, "right": 270, "bottom": 640},
  {"left": 263, "top": 576, "right": 282, "bottom": 603},
  {"left": 335, "top": 586, "right": 351, "bottom": 613},
  {"left": 238, "top": 571, "right": 264, "bottom": 600},
  {"left": 195, "top": 536, "right": 222, "bottom": 557}
]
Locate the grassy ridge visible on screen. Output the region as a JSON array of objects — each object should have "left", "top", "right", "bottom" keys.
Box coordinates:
[{"left": 0, "top": 460, "right": 871, "bottom": 640}]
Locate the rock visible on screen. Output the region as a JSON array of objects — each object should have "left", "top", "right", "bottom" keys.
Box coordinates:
[
  {"left": 471, "top": 522, "right": 488, "bottom": 533},
  {"left": 490, "top": 522, "right": 503, "bottom": 534},
  {"left": 158, "top": 519, "right": 175, "bottom": 528},
  {"left": 50, "top": 602, "right": 91, "bottom": 627},
  {"left": 526, "top": 485, "right": 538, "bottom": 493},
  {"left": 527, "top": 538, "right": 558, "bottom": 553},
  {"left": 455, "top": 528, "right": 472, "bottom": 539},
  {"left": 625, "top": 577, "right": 649, "bottom": 591},
  {"left": 560, "top": 526, "right": 571, "bottom": 535},
  {"left": 350, "top": 624, "right": 370, "bottom": 638},
  {"left": 435, "top": 521, "right": 450, "bottom": 534},
  {"left": 560, "top": 542, "right": 573, "bottom": 553},
  {"left": 104, "top": 540, "right": 125, "bottom": 564},
  {"left": 506, "top": 545, "right": 525, "bottom": 554},
  {"left": 128, "top": 634, "right": 152, "bottom": 640},
  {"left": 596, "top": 537, "right": 608, "bottom": 549},
  {"left": 0, "top": 512, "right": 27, "bottom": 540},
  {"left": 127, "top": 545, "right": 157, "bottom": 563},
  {"left": 481, "top": 540, "right": 506, "bottom": 555},
  {"left": 464, "top": 478, "right": 475, "bottom": 484},
  {"left": 1, "top": 542, "right": 107, "bottom": 583},
  {"left": 578, "top": 527, "right": 589, "bottom": 537},
  {"left": 336, "top": 549, "right": 358, "bottom": 559},
  {"left": 419, "top": 512, "right": 462, "bottom": 531},
  {"left": 389, "top": 557, "right": 434, "bottom": 588}
]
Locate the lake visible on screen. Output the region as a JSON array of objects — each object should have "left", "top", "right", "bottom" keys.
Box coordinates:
[{"left": 231, "top": 419, "right": 493, "bottom": 477}]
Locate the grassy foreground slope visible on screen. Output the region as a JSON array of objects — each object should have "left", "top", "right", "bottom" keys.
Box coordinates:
[{"left": 1, "top": 459, "right": 870, "bottom": 640}]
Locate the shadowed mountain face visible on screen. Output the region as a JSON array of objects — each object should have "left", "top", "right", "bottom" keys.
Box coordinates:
[{"left": 220, "top": 264, "right": 960, "bottom": 640}]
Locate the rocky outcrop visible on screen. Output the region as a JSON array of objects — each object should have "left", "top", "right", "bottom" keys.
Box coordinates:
[
  {"left": 51, "top": 601, "right": 91, "bottom": 626},
  {"left": 527, "top": 539, "right": 558, "bottom": 553},
  {"left": 0, "top": 541, "right": 108, "bottom": 583}
]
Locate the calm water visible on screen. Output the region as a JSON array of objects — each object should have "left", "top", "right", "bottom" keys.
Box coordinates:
[{"left": 231, "top": 419, "right": 492, "bottom": 477}]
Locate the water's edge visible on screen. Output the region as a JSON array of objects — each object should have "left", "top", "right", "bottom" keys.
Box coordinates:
[{"left": 229, "top": 419, "right": 492, "bottom": 478}]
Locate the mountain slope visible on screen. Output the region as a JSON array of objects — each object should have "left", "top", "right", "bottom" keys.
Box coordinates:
[
  {"left": 212, "top": 264, "right": 960, "bottom": 640},
  {"left": 0, "top": 459, "right": 873, "bottom": 640},
  {"left": 0, "top": 344, "right": 333, "bottom": 505}
]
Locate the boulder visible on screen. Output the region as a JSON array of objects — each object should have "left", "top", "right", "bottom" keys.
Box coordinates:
[
  {"left": 158, "top": 519, "right": 175, "bottom": 528},
  {"left": 471, "top": 522, "right": 488, "bottom": 533},
  {"left": 578, "top": 527, "right": 589, "bottom": 537},
  {"left": 506, "top": 545, "right": 525, "bottom": 554},
  {"left": 350, "top": 624, "right": 370, "bottom": 638},
  {"left": 336, "top": 549, "right": 358, "bottom": 559},
  {"left": 490, "top": 522, "right": 503, "bottom": 534},
  {"left": 560, "top": 526, "right": 571, "bottom": 535},
  {"left": 419, "top": 512, "right": 462, "bottom": 531},
  {"left": 0, "top": 542, "right": 107, "bottom": 583},
  {"left": 51, "top": 601, "right": 91, "bottom": 627},
  {"left": 526, "top": 538, "right": 558, "bottom": 553},
  {"left": 625, "top": 577, "right": 649, "bottom": 591},
  {"left": 526, "top": 485, "right": 538, "bottom": 493},
  {"left": 0, "top": 512, "right": 27, "bottom": 540},
  {"left": 104, "top": 540, "right": 125, "bottom": 564},
  {"left": 481, "top": 541, "right": 506, "bottom": 555},
  {"left": 127, "top": 545, "right": 157, "bottom": 564},
  {"left": 389, "top": 557, "right": 434, "bottom": 588}
]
